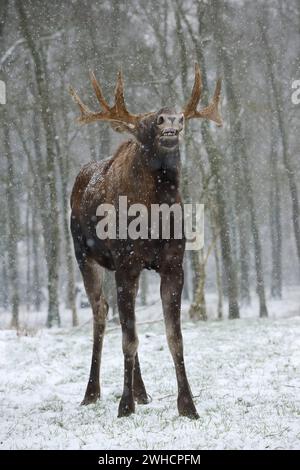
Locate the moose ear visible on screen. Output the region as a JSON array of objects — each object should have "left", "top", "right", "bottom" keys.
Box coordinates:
[
  {"left": 109, "top": 121, "right": 137, "bottom": 135},
  {"left": 109, "top": 112, "right": 156, "bottom": 137}
]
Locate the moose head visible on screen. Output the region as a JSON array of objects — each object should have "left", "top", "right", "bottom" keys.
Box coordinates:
[{"left": 69, "top": 63, "right": 222, "bottom": 154}]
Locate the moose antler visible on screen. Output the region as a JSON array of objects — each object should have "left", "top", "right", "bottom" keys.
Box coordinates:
[
  {"left": 183, "top": 63, "right": 223, "bottom": 127},
  {"left": 69, "top": 70, "right": 147, "bottom": 132}
]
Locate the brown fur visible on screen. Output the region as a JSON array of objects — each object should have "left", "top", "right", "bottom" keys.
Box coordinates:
[{"left": 71, "top": 109, "right": 199, "bottom": 419}]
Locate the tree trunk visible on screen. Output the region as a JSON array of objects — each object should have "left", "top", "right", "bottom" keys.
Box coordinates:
[
  {"left": 103, "top": 270, "right": 118, "bottom": 320},
  {"left": 211, "top": 210, "right": 223, "bottom": 319},
  {"left": 140, "top": 270, "right": 148, "bottom": 306},
  {"left": 2, "top": 115, "right": 20, "bottom": 329},
  {"left": 214, "top": 240, "right": 223, "bottom": 320},
  {"left": 269, "top": 107, "right": 282, "bottom": 298},
  {"left": 16, "top": 0, "right": 61, "bottom": 327},
  {"left": 212, "top": 0, "right": 268, "bottom": 318},
  {"left": 32, "top": 197, "right": 42, "bottom": 311},
  {"left": 239, "top": 211, "right": 251, "bottom": 305},
  {"left": 201, "top": 125, "right": 240, "bottom": 319},
  {"left": 0, "top": 201, "right": 9, "bottom": 310},
  {"left": 258, "top": 11, "right": 300, "bottom": 270},
  {"left": 1, "top": 257, "right": 9, "bottom": 310},
  {"left": 178, "top": 2, "right": 240, "bottom": 319},
  {"left": 220, "top": 54, "right": 268, "bottom": 318},
  {"left": 240, "top": 144, "right": 268, "bottom": 318},
  {"left": 189, "top": 250, "right": 207, "bottom": 321},
  {"left": 63, "top": 211, "right": 79, "bottom": 326},
  {"left": 25, "top": 193, "right": 31, "bottom": 311}
]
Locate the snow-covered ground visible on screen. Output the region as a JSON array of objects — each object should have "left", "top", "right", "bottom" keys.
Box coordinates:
[{"left": 1, "top": 287, "right": 300, "bottom": 450}]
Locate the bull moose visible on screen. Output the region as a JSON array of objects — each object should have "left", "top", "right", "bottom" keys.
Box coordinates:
[{"left": 69, "top": 64, "right": 222, "bottom": 418}]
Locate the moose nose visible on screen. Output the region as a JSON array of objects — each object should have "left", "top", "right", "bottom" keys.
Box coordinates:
[{"left": 168, "top": 116, "right": 176, "bottom": 124}]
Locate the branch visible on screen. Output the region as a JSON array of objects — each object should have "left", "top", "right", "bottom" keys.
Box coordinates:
[{"left": 0, "top": 31, "right": 62, "bottom": 68}]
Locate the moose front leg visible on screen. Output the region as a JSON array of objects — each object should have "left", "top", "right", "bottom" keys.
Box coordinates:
[
  {"left": 115, "top": 269, "right": 140, "bottom": 417},
  {"left": 160, "top": 266, "right": 199, "bottom": 419}
]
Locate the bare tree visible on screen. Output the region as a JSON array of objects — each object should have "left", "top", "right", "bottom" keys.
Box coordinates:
[
  {"left": 1, "top": 111, "right": 20, "bottom": 328},
  {"left": 258, "top": 6, "right": 300, "bottom": 272},
  {"left": 16, "top": 0, "right": 61, "bottom": 326}
]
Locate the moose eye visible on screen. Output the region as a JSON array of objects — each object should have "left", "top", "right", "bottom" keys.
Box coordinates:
[
  {"left": 179, "top": 116, "right": 184, "bottom": 124},
  {"left": 157, "top": 115, "right": 164, "bottom": 125}
]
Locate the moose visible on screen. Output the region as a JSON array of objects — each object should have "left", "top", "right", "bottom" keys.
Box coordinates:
[{"left": 69, "top": 64, "right": 222, "bottom": 419}]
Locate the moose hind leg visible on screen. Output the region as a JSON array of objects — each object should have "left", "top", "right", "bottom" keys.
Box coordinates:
[
  {"left": 131, "top": 278, "right": 149, "bottom": 404},
  {"left": 134, "top": 353, "right": 149, "bottom": 404},
  {"left": 80, "top": 258, "right": 108, "bottom": 405}
]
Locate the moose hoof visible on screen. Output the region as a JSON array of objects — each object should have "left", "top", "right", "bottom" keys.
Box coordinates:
[
  {"left": 135, "top": 392, "right": 151, "bottom": 405},
  {"left": 134, "top": 385, "right": 150, "bottom": 404},
  {"left": 179, "top": 408, "right": 200, "bottom": 420},
  {"left": 118, "top": 397, "right": 135, "bottom": 417},
  {"left": 178, "top": 397, "right": 199, "bottom": 419},
  {"left": 81, "top": 387, "right": 100, "bottom": 406},
  {"left": 81, "top": 396, "right": 99, "bottom": 406}
]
